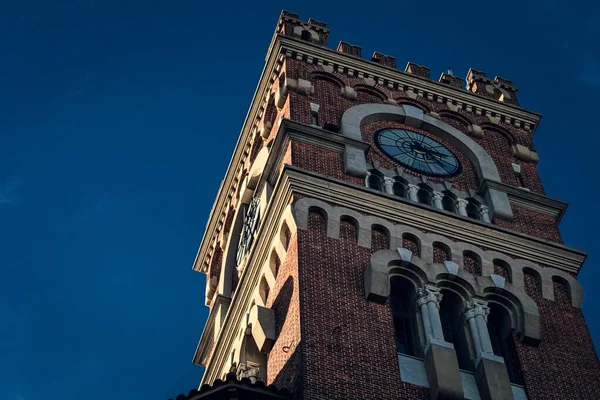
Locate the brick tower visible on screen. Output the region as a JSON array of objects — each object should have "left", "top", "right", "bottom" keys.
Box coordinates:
[{"left": 189, "top": 11, "right": 600, "bottom": 400}]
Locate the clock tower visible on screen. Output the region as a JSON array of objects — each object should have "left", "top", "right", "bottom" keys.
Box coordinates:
[{"left": 186, "top": 10, "right": 600, "bottom": 400}]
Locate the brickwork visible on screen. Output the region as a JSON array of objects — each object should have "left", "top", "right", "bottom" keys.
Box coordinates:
[
  {"left": 267, "top": 233, "right": 303, "bottom": 394},
  {"left": 298, "top": 209, "right": 430, "bottom": 400},
  {"left": 433, "top": 243, "right": 450, "bottom": 263},
  {"left": 290, "top": 141, "right": 363, "bottom": 185},
  {"left": 463, "top": 251, "right": 481, "bottom": 276},
  {"left": 493, "top": 205, "right": 562, "bottom": 243},
  {"left": 517, "top": 272, "right": 600, "bottom": 399}
]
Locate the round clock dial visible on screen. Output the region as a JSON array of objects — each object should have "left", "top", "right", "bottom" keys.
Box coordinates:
[{"left": 375, "top": 128, "right": 461, "bottom": 177}]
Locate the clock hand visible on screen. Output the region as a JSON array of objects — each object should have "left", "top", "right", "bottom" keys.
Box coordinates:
[{"left": 425, "top": 149, "right": 451, "bottom": 158}]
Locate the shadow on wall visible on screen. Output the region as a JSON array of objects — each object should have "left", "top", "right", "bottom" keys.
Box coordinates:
[{"left": 270, "top": 276, "right": 301, "bottom": 393}]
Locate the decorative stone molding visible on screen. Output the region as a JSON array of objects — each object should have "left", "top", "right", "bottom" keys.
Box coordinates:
[
  {"left": 512, "top": 143, "right": 540, "bottom": 164},
  {"left": 339, "top": 103, "right": 514, "bottom": 220},
  {"left": 248, "top": 304, "right": 276, "bottom": 353},
  {"left": 341, "top": 85, "right": 357, "bottom": 100},
  {"left": 467, "top": 124, "right": 484, "bottom": 138},
  {"left": 274, "top": 75, "right": 314, "bottom": 109}
]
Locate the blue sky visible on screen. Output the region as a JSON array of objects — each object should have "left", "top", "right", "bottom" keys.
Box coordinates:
[{"left": 1, "top": 1, "right": 599, "bottom": 399}]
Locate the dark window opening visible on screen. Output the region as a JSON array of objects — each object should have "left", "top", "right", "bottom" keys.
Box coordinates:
[
  {"left": 440, "top": 291, "right": 473, "bottom": 371},
  {"left": 466, "top": 200, "right": 480, "bottom": 220},
  {"left": 417, "top": 188, "right": 432, "bottom": 206},
  {"left": 368, "top": 172, "right": 384, "bottom": 192},
  {"left": 390, "top": 277, "right": 418, "bottom": 357},
  {"left": 516, "top": 173, "right": 526, "bottom": 188},
  {"left": 393, "top": 182, "right": 406, "bottom": 198},
  {"left": 488, "top": 304, "right": 523, "bottom": 385},
  {"left": 442, "top": 195, "right": 456, "bottom": 213},
  {"left": 300, "top": 30, "right": 311, "bottom": 41}
]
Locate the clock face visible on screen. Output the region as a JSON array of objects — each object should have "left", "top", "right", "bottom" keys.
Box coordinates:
[
  {"left": 236, "top": 197, "right": 261, "bottom": 266},
  {"left": 374, "top": 128, "right": 461, "bottom": 177}
]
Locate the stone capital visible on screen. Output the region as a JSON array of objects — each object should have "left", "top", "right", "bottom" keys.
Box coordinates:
[
  {"left": 456, "top": 198, "right": 469, "bottom": 207},
  {"left": 432, "top": 191, "right": 444, "bottom": 200},
  {"left": 464, "top": 300, "right": 490, "bottom": 322},
  {"left": 407, "top": 183, "right": 420, "bottom": 193},
  {"left": 416, "top": 286, "right": 443, "bottom": 308}
]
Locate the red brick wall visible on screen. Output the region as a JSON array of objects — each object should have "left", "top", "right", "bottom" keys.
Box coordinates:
[
  {"left": 267, "top": 232, "right": 303, "bottom": 394},
  {"left": 290, "top": 141, "right": 363, "bottom": 185},
  {"left": 296, "top": 209, "right": 429, "bottom": 400},
  {"left": 517, "top": 272, "right": 600, "bottom": 399}
]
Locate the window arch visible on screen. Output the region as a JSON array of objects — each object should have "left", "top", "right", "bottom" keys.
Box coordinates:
[
  {"left": 402, "top": 233, "right": 421, "bottom": 257},
  {"left": 463, "top": 250, "right": 482, "bottom": 276},
  {"left": 442, "top": 191, "right": 456, "bottom": 213},
  {"left": 417, "top": 185, "right": 432, "bottom": 206},
  {"left": 433, "top": 241, "right": 451, "bottom": 263},
  {"left": 390, "top": 277, "right": 419, "bottom": 357},
  {"left": 367, "top": 170, "right": 384, "bottom": 192},
  {"left": 466, "top": 198, "right": 480, "bottom": 220}
]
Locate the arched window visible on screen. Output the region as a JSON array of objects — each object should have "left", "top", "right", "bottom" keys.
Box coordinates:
[
  {"left": 442, "top": 192, "right": 456, "bottom": 213},
  {"left": 300, "top": 30, "right": 312, "bottom": 41},
  {"left": 367, "top": 170, "right": 384, "bottom": 192},
  {"left": 390, "top": 277, "right": 419, "bottom": 357},
  {"left": 439, "top": 290, "right": 472, "bottom": 371},
  {"left": 466, "top": 198, "right": 480, "bottom": 220},
  {"left": 393, "top": 179, "right": 407, "bottom": 198},
  {"left": 487, "top": 303, "right": 523, "bottom": 384},
  {"left": 417, "top": 186, "right": 432, "bottom": 206}
]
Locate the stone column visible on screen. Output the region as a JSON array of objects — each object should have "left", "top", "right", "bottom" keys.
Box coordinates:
[
  {"left": 416, "top": 286, "right": 444, "bottom": 342},
  {"left": 480, "top": 205, "right": 491, "bottom": 223},
  {"left": 465, "top": 300, "right": 512, "bottom": 400},
  {"left": 383, "top": 177, "right": 395, "bottom": 195},
  {"left": 464, "top": 300, "right": 493, "bottom": 357},
  {"left": 407, "top": 184, "right": 419, "bottom": 202},
  {"left": 432, "top": 191, "right": 444, "bottom": 210},
  {"left": 418, "top": 286, "right": 464, "bottom": 399},
  {"left": 456, "top": 198, "right": 468, "bottom": 217}
]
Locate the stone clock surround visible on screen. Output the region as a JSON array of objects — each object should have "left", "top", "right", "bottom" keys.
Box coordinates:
[{"left": 340, "top": 103, "right": 514, "bottom": 220}]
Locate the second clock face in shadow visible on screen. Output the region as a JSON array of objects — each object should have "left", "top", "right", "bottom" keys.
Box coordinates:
[{"left": 375, "top": 128, "right": 462, "bottom": 177}]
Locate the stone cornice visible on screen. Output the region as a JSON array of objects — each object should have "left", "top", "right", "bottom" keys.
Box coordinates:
[
  {"left": 481, "top": 180, "right": 569, "bottom": 223},
  {"left": 282, "top": 166, "right": 585, "bottom": 274},
  {"left": 275, "top": 35, "right": 542, "bottom": 136}
]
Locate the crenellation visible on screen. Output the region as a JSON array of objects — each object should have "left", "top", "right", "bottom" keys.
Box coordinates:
[
  {"left": 372, "top": 51, "right": 397, "bottom": 68},
  {"left": 405, "top": 62, "right": 431, "bottom": 79},
  {"left": 337, "top": 41, "right": 362, "bottom": 56},
  {"left": 439, "top": 72, "right": 464, "bottom": 89}
]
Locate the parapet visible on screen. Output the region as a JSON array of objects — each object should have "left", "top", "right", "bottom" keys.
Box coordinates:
[
  {"left": 277, "top": 10, "right": 330, "bottom": 47},
  {"left": 466, "top": 68, "right": 519, "bottom": 105},
  {"left": 372, "top": 52, "right": 396, "bottom": 69},
  {"left": 276, "top": 11, "right": 521, "bottom": 106}
]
